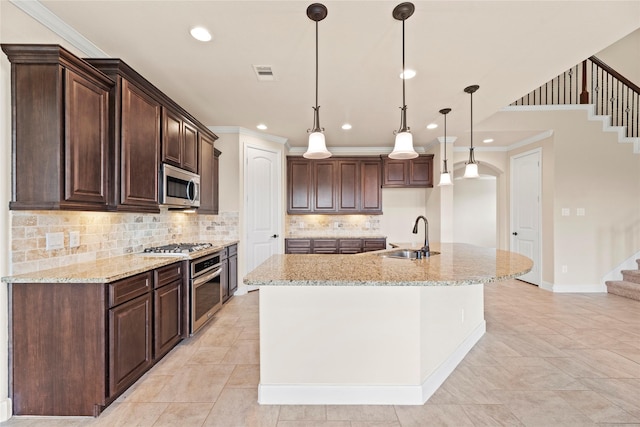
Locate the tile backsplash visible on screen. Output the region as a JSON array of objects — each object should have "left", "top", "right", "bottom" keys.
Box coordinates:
[
  {"left": 286, "top": 215, "right": 382, "bottom": 237},
  {"left": 10, "top": 209, "right": 239, "bottom": 275}
]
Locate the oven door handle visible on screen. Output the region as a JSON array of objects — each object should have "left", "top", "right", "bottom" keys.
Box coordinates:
[{"left": 193, "top": 267, "right": 223, "bottom": 288}]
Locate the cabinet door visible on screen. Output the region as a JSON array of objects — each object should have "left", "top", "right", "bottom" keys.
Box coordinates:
[
  {"left": 64, "top": 69, "right": 109, "bottom": 207},
  {"left": 162, "top": 107, "right": 182, "bottom": 167},
  {"left": 314, "top": 161, "right": 337, "bottom": 212},
  {"left": 221, "top": 258, "right": 230, "bottom": 303},
  {"left": 198, "top": 133, "right": 217, "bottom": 214},
  {"left": 382, "top": 158, "right": 409, "bottom": 187},
  {"left": 109, "top": 292, "right": 152, "bottom": 397},
  {"left": 228, "top": 254, "right": 238, "bottom": 296},
  {"left": 154, "top": 279, "right": 182, "bottom": 360},
  {"left": 409, "top": 155, "right": 433, "bottom": 187},
  {"left": 120, "top": 79, "right": 160, "bottom": 208},
  {"left": 287, "top": 158, "right": 313, "bottom": 213},
  {"left": 338, "top": 160, "right": 359, "bottom": 212},
  {"left": 182, "top": 121, "right": 199, "bottom": 173},
  {"left": 360, "top": 160, "right": 382, "bottom": 213}
]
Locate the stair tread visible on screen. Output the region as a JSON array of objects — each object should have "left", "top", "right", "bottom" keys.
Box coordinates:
[
  {"left": 606, "top": 280, "right": 640, "bottom": 302},
  {"left": 606, "top": 280, "right": 640, "bottom": 289}
]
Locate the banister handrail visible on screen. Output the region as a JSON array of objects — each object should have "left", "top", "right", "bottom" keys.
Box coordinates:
[{"left": 589, "top": 56, "right": 640, "bottom": 94}]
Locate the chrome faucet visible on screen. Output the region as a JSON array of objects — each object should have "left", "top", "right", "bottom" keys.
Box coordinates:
[{"left": 412, "top": 215, "right": 430, "bottom": 257}]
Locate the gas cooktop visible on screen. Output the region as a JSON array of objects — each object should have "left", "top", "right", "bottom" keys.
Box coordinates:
[{"left": 143, "top": 243, "right": 213, "bottom": 254}]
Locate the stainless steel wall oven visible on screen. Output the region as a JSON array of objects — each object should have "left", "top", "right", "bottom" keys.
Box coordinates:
[{"left": 190, "top": 250, "right": 225, "bottom": 334}]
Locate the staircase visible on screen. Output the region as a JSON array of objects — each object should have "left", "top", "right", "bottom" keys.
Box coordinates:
[
  {"left": 605, "top": 260, "right": 640, "bottom": 301},
  {"left": 511, "top": 56, "right": 640, "bottom": 153}
]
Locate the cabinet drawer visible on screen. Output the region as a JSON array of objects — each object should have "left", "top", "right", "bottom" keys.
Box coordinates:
[
  {"left": 285, "top": 239, "right": 312, "bottom": 254},
  {"left": 155, "top": 262, "right": 183, "bottom": 289},
  {"left": 109, "top": 272, "right": 152, "bottom": 308},
  {"left": 339, "top": 239, "right": 362, "bottom": 249},
  {"left": 363, "top": 238, "right": 387, "bottom": 252}
]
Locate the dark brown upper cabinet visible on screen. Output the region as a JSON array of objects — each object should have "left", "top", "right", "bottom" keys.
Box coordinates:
[
  {"left": 3, "top": 44, "right": 218, "bottom": 213},
  {"left": 87, "top": 58, "right": 217, "bottom": 213},
  {"left": 287, "top": 156, "right": 382, "bottom": 215},
  {"left": 162, "top": 106, "right": 199, "bottom": 173},
  {"left": 198, "top": 133, "right": 220, "bottom": 215},
  {"left": 381, "top": 154, "right": 434, "bottom": 188},
  {"left": 2, "top": 44, "right": 113, "bottom": 211}
]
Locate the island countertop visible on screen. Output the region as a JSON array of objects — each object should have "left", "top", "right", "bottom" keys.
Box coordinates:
[{"left": 244, "top": 243, "right": 533, "bottom": 287}]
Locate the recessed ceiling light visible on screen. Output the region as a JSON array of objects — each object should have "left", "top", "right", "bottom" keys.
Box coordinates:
[
  {"left": 399, "top": 69, "right": 416, "bottom": 79},
  {"left": 190, "top": 27, "right": 212, "bottom": 42},
  {"left": 341, "top": 123, "right": 352, "bottom": 130},
  {"left": 483, "top": 138, "right": 494, "bottom": 143},
  {"left": 257, "top": 124, "right": 268, "bottom": 130},
  {"left": 426, "top": 123, "right": 438, "bottom": 130}
]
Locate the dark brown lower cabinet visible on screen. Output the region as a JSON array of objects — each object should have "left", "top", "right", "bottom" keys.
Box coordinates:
[
  {"left": 285, "top": 238, "right": 387, "bottom": 254},
  {"left": 109, "top": 292, "right": 152, "bottom": 397},
  {"left": 153, "top": 279, "right": 182, "bottom": 359},
  {"left": 11, "top": 263, "right": 184, "bottom": 416},
  {"left": 228, "top": 244, "right": 238, "bottom": 296}
]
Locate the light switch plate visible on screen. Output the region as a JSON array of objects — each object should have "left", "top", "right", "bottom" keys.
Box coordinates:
[
  {"left": 561, "top": 208, "right": 570, "bottom": 216},
  {"left": 46, "top": 232, "right": 64, "bottom": 250},
  {"left": 69, "top": 231, "right": 80, "bottom": 248},
  {"left": 576, "top": 208, "right": 585, "bottom": 216}
]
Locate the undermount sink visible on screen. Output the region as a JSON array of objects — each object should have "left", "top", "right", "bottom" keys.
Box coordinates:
[{"left": 377, "top": 249, "right": 440, "bottom": 259}]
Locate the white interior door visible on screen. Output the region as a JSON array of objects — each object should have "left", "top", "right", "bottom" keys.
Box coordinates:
[
  {"left": 245, "top": 145, "right": 281, "bottom": 278},
  {"left": 510, "top": 149, "right": 541, "bottom": 285}
]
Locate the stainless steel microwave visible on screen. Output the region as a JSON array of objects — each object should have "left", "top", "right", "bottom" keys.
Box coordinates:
[{"left": 160, "top": 163, "right": 200, "bottom": 208}]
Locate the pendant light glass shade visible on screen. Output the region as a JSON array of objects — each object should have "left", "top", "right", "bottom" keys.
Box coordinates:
[
  {"left": 438, "top": 107, "right": 453, "bottom": 186},
  {"left": 304, "top": 3, "right": 331, "bottom": 160},
  {"left": 389, "top": 2, "right": 418, "bottom": 160},
  {"left": 438, "top": 171, "right": 453, "bottom": 186},
  {"left": 305, "top": 130, "right": 331, "bottom": 159},
  {"left": 463, "top": 84, "right": 480, "bottom": 178},
  {"left": 390, "top": 131, "right": 417, "bottom": 159}
]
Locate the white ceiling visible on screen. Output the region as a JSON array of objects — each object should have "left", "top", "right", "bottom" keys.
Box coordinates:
[{"left": 7, "top": 0, "right": 640, "bottom": 151}]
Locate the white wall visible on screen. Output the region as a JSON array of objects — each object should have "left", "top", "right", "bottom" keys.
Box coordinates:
[{"left": 453, "top": 177, "right": 497, "bottom": 248}]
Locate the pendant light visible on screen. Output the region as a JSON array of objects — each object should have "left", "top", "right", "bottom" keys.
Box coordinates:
[
  {"left": 438, "top": 108, "right": 453, "bottom": 186},
  {"left": 389, "top": 2, "right": 418, "bottom": 160},
  {"left": 304, "top": 3, "right": 331, "bottom": 159},
  {"left": 463, "top": 84, "right": 480, "bottom": 178}
]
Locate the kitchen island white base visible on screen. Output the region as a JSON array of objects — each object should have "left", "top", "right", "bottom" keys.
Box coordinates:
[{"left": 258, "top": 284, "right": 485, "bottom": 405}]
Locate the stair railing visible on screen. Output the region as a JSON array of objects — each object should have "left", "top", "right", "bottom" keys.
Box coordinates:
[{"left": 511, "top": 56, "right": 639, "bottom": 138}]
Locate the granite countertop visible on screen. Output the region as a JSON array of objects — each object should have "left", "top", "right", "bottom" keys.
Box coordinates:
[
  {"left": 3, "top": 240, "right": 239, "bottom": 284},
  {"left": 244, "top": 243, "right": 533, "bottom": 287}
]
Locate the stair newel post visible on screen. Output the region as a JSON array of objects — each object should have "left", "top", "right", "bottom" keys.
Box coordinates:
[{"left": 580, "top": 59, "right": 589, "bottom": 104}]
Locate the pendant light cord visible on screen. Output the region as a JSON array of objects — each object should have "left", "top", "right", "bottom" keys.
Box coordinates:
[
  {"left": 402, "top": 19, "right": 406, "bottom": 109},
  {"left": 315, "top": 20, "right": 319, "bottom": 109}
]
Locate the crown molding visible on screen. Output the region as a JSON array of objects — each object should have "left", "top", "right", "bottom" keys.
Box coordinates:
[
  {"left": 10, "top": 0, "right": 108, "bottom": 57},
  {"left": 453, "top": 130, "right": 553, "bottom": 153},
  {"left": 208, "top": 126, "right": 289, "bottom": 146}
]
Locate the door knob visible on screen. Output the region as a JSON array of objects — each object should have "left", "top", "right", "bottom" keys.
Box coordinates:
[
  {"left": 271, "top": 234, "right": 279, "bottom": 238},
  {"left": 512, "top": 232, "right": 518, "bottom": 236}
]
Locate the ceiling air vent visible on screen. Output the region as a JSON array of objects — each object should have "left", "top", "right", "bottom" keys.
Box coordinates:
[{"left": 253, "top": 65, "right": 275, "bottom": 81}]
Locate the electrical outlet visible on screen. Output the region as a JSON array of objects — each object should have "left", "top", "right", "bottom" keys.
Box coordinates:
[
  {"left": 298, "top": 221, "right": 305, "bottom": 229},
  {"left": 334, "top": 222, "right": 340, "bottom": 229},
  {"left": 365, "top": 222, "right": 371, "bottom": 229},
  {"left": 561, "top": 265, "right": 568, "bottom": 273},
  {"left": 69, "top": 231, "right": 80, "bottom": 248},
  {"left": 561, "top": 208, "right": 570, "bottom": 216},
  {"left": 46, "top": 232, "right": 64, "bottom": 250}
]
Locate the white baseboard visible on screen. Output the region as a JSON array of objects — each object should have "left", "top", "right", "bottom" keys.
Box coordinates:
[
  {"left": 258, "top": 321, "right": 486, "bottom": 405},
  {"left": 552, "top": 283, "right": 607, "bottom": 293},
  {"left": 0, "top": 397, "right": 11, "bottom": 422}
]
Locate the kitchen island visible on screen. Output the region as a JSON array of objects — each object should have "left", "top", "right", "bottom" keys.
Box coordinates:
[{"left": 244, "top": 243, "right": 532, "bottom": 405}]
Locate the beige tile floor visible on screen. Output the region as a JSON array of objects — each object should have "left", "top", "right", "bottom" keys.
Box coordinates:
[{"left": 2, "top": 279, "right": 640, "bottom": 426}]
